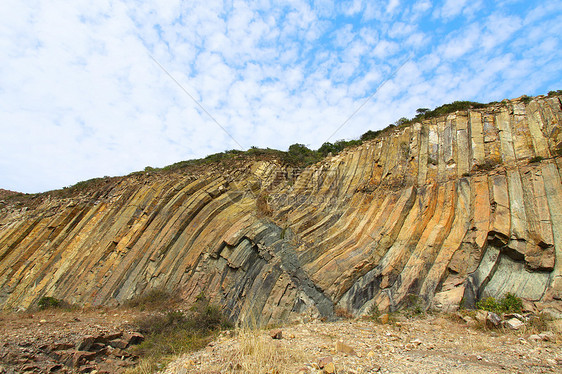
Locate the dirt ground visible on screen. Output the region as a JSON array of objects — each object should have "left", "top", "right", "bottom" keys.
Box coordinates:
[
  {"left": 0, "top": 309, "right": 561, "bottom": 374},
  {"left": 164, "top": 315, "right": 562, "bottom": 374}
]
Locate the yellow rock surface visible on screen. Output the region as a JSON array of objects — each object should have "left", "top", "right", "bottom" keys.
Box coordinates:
[{"left": 1, "top": 95, "right": 562, "bottom": 323}]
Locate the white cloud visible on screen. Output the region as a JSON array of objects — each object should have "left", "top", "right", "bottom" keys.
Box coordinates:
[
  {"left": 437, "top": 0, "right": 483, "bottom": 20},
  {"left": 480, "top": 14, "right": 522, "bottom": 50},
  {"left": 333, "top": 24, "right": 356, "bottom": 47},
  {"left": 388, "top": 22, "right": 416, "bottom": 38},
  {"left": 386, "top": 0, "right": 400, "bottom": 14},
  {"left": 524, "top": 2, "right": 562, "bottom": 25},
  {"left": 0, "top": 0, "right": 560, "bottom": 193},
  {"left": 412, "top": 0, "right": 432, "bottom": 15},
  {"left": 439, "top": 0, "right": 470, "bottom": 19},
  {"left": 341, "top": 0, "right": 364, "bottom": 16},
  {"left": 440, "top": 23, "right": 480, "bottom": 59},
  {"left": 373, "top": 40, "right": 399, "bottom": 58}
]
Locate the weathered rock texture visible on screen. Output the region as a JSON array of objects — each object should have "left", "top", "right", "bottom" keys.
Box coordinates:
[{"left": 1, "top": 95, "right": 562, "bottom": 324}]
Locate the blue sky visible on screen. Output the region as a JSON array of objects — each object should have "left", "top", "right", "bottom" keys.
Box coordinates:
[{"left": 1, "top": 0, "right": 561, "bottom": 193}]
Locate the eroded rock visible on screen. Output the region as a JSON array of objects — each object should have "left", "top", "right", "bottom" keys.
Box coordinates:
[{"left": 0, "top": 95, "right": 561, "bottom": 327}]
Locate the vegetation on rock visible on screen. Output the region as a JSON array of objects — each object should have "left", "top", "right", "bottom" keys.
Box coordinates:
[
  {"left": 37, "top": 296, "right": 62, "bottom": 310},
  {"left": 529, "top": 156, "right": 545, "bottom": 163},
  {"left": 476, "top": 293, "right": 523, "bottom": 314}
]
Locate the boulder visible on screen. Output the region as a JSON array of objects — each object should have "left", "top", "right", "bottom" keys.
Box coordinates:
[
  {"left": 269, "top": 329, "right": 283, "bottom": 340},
  {"left": 318, "top": 356, "right": 332, "bottom": 369},
  {"left": 475, "top": 310, "right": 488, "bottom": 324},
  {"left": 538, "top": 331, "right": 555, "bottom": 341},
  {"left": 122, "top": 332, "right": 144, "bottom": 346},
  {"left": 505, "top": 318, "right": 524, "bottom": 330},
  {"left": 323, "top": 362, "right": 336, "bottom": 374},
  {"left": 76, "top": 336, "right": 95, "bottom": 351},
  {"left": 335, "top": 341, "right": 356, "bottom": 356},
  {"left": 108, "top": 339, "right": 128, "bottom": 349},
  {"left": 486, "top": 312, "right": 502, "bottom": 328},
  {"left": 378, "top": 314, "right": 390, "bottom": 324}
]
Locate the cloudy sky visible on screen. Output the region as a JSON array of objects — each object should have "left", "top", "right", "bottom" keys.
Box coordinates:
[{"left": 1, "top": 0, "right": 561, "bottom": 193}]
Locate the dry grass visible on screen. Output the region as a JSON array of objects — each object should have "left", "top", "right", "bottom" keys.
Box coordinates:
[
  {"left": 334, "top": 307, "right": 353, "bottom": 319},
  {"left": 526, "top": 312, "right": 553, "bottom": 334},
  {"left": 124, "top": 357, "right": 167, "bottom": 374},
  {"left": 217, "top": 328, "right": 306, "bottom": 374},
  {"left": 122, "top": 289, "right": 181, "bottom": 311}
]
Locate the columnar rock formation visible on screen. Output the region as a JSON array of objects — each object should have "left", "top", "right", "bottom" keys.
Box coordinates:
[{"left": 1, "top": 95, "right": 561, "bottom": 324}]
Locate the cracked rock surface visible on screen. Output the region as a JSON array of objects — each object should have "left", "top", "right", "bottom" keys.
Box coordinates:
[{"left": 1, "top": 95, "right": 562, "bottom": 325}]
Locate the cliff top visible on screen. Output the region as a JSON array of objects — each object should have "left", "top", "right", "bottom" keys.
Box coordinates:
[{"left": 2, "top": 91, "right": 561, "bottom": 206}]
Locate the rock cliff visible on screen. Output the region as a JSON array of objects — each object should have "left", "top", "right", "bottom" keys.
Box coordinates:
[{"left": 1, "top": 94, "right": 562, "bottom": 325}]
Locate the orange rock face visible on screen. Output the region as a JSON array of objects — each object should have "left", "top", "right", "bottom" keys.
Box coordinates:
[{"left": 1, "top": 95, "right": 562, "bottom": 324}]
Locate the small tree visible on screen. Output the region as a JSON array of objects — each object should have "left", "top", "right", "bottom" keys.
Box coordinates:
[{"left": 395, "top": 117, "right": 410, "bottom": 126}]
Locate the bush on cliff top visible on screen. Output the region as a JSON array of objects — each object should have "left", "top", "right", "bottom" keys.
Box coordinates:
[
  {"left": 43, "top": 91, "right": 558, "bottom": 196},
  {"left": 138, "top": 98, "right": 504, "bottom": 174}
]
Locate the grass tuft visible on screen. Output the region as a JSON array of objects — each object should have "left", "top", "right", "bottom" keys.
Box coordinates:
[
  {"left": 217, "top": 327, "right": 305, "bottom": 374},
  {"left": 527, "top": 312, "right": 553, "bottom": 333}
]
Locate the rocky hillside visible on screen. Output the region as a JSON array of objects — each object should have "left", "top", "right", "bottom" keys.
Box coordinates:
[
  {"left": 1, "top": 94, "right": 561, "bottom": 326},
  {"left": 0, "top": 189, "right": 20, "bottom": 200}
]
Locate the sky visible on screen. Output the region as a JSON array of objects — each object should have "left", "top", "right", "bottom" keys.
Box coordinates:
[{"left": 1, "top": 1, "right": 561, "bottom": 194}]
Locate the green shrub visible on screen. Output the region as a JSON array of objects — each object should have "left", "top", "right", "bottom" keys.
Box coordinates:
[
  {"left": 284, "top": 143, "right": 321, "bottom": 165},
  {"left": 395, "top": 117, "right": 410, "bottom": 127},
  {"left": 529, "top": 156, "right": 545, "bottom": 163},
  {"left": 360, "top": 129, "right": 383, "bottom": 141},
  {"left": 316, "top": 137, "right": 376, "bottom": 158},
  {"left": 476, "top": 293, "right": 523, "bottom": 314},
  {"left": 69, "top": 177, "right": 106, "bottom": 191},
  {"left": 402, "top": 294, "right": 425, "bottom": 317},
  {"left": 500, "top": 293, "right": 523, "bottom": 313},
  {"left": 477, "top": 159, "right": 499, "bottom": 171},
  {"left": 38, "top": 296, "right": 62, "bottom": 310},
  {"left": 476, "top": 296, "right": 501, "bottom": 313}
]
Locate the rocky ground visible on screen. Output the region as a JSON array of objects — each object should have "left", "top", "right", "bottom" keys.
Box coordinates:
[
  {"left": 165, "top": 314, "right": 562, "bottom": 374},
  {"left": 1, "top": 308, "right": 561, "bottom": 374},
  {"left": 0, "top": 308, "right": 145, "bottom": 373}
]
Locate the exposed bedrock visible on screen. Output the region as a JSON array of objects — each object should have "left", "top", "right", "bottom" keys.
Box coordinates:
[{"left": 1, "top": 95, "right": 562, "bottom": 324}]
